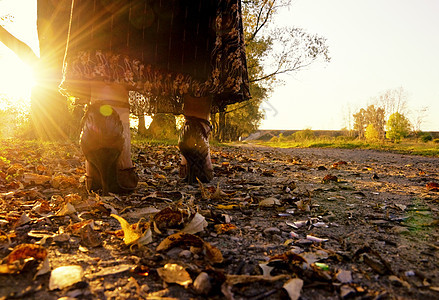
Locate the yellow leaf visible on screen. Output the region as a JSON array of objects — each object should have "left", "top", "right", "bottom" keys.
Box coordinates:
[
  {"left": 157, "top": 263, "right": 192, "bottom": 287},
  {"left": 216, "top": 204, "right": 238, "bottom": 210},
  {"left": 111, "top": 214, "right": 151, "bottom": 246}
]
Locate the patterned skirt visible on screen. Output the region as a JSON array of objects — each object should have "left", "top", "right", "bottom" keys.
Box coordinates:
[{"left": 61, "top": 0, "right": 250, "bottom": 114}]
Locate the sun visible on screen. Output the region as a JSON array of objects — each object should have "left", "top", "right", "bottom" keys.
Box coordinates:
[
  {"left": 0, "top": 47, "right": 36, "bottom": 101},
  {"left": 0, "top": 0, "right": 39, "bottom": 108}
]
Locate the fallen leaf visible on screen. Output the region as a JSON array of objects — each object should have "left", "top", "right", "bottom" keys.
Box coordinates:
[
  {"left": 55, "top": 202, "right": 76, "bottom": 216},
  {"left": 214, "top": 223, "right": 238, "bottom": 234},
  {"left": 122, "top": 207, "right": 160, "bottom": 219},
  {"left": 426, "top": 182, "right": 439, "bottom": 192},
  {"left": 22, "top": 173, "right": 51, "bottom": 185},
  {"left": 49, "top": 265, "right": 83, "bottom": 290},
  {"left": 211, "top": 183, "right": 228, "bottom": 200},
  {"left": 157, "top": 232, "right": 223, "bottom": 263},
  {"left": 306, "top": 235, "right": 328, "bottom": 243},
  {"left": 259, "top": 197, "right": 281, "bottom": 207},
  {"left": 181, "top": 212, "right": 208, "bottom": 234},
  {"left": 204, "top": 241, "right": 224, "bottom": 264},
  {"left": 87, "top": 264, "right": 134, "bottom": 278},
  {"left": 322, "top": 174, "right": 338, "bottom": 183},
  {"left": 157, "top": 232, "right": 204, "bottom": 252},
  {"left": 283, "top": 278, "right": 303, "bottom": 300},
  {"left": 259, "top": 262, "right": 274, "bottom": 277},
  {"left": 153, "top": 207, "right": 184, "bottom": 232},
  {"left": 197, "top": 178, "right": 210, "bottom": 200},
  {"left": 79, "top": 223, "right": 102, "bottom": 247},
  {"left": 216, "top": 204, "right": 239, "bottom": 210},
  {"left": 0, "top": 244, "right": 47, "bottom": 274},
  {"left": 331, "top": 161, "right": 347, "bottom": 169},
  {"left": 111, "top": 214, "right": 152, "bottom": 246},
  {"left": 157, "top": 263, "right": 192, "bottom": 287},
  {"left": 35, "top": 257, "right": 51, "bottom": 277},
  {"left": 16, "top": 212, "right": 31, "bottom": 226}
]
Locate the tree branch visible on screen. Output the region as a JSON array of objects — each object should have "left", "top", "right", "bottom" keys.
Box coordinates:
[{"left": 0, "top": 25, "right": 39, "bottom": 66}]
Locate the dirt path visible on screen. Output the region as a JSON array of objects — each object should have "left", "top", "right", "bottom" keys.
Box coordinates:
[{"left": 0, "top": 141, "right": 438, "bottom": 299}]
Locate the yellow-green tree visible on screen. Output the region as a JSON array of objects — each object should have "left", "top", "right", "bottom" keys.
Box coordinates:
[
  {"left": 353, "top": 105, "right": 385, "bottom": 139},
  {"left": 213, "top": 0, "right": 331, "bottom": 141},
  {"left": 365, "top": 124, "right": 381, "bottom": 141},
  {"left": 386, "top": 112, "right": 411, "bottom": 142}
]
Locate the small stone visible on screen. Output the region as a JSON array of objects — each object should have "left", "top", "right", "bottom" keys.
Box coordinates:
[
  {"left": 193, "top": 272, "right": 211, "bottom": 295},
  {"left": 392, "top": 226, "right": 410, "bottom": 234},
  {"left": 340, "top": 285, "right": 356, "bottom": 298},
  {"left": 336, "top": 270, "right": 352, "bottom": 283},
  {"left": 178, "top": 250, "right": 192, "bottom": 259},
  {"left": 263, "top": 227, "right": 281, "bottom": 235},
  {"left": 166, "top": 247, "right": 183, "bottom": 258},
  {"left": 259, "top": 197, "right": 281, "bottom": 207}
]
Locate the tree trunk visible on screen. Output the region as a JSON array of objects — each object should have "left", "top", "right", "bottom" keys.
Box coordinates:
[
  {"left": 210, "top": 113, "right": 217, "bottom": 140},
  {"left": 218, "top": 111, "right": 226, "bottom": 142},
  {"left": 138, "top": 114, "right": 147, "bottom": 136},
  {"left": 31, "top": 0, "right": 71, "bottom": 140}
]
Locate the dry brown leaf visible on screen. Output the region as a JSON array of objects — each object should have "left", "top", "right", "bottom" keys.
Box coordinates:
[
  {"left": 79, "top": 223, "right": 102, "bottom": 248},
  {"left": 157, "top": 232, "right": 204, "bottom": 252},
  {"left": 331, "top": 161, "right": 347, "bottom": 169},
  {"left": 0, "top": 244, "right": 47, "bottom": 274},
  {"left": 426, "top": 182, "right": 439, "bottom": 191},
  {"left": 22, "top": 173, "right": 51, "bottom": 185},
  {"left": 214, "top": 223, "right": 238, "bottom": 234},
  {"left": 211, "top": 183, "right": 228, "bottom": 200},
  {"left": 156, "top": 232, "right": 223, "bottom": 263},
  {"left": 197, "top": 178, "right": 210, "bottom": 200},
  {"left": 322, "top": 174, "right": 338, "bottom": 183},
  {"left": 55, "top": 202, "right": 76, "bottom": 216},
  {"left": 153, "top": 207, "right": 184, "bottom": 231},
  {"left": 204, "top": 241, "right": 224, "bottom": 264},
  {"left": 157, "top": 263, "right": 192, "bottom": 287},
  {"left": 51, "top": 175, "right": 79, "bottom": 189},
  {"left": 66, "top": 220, "right": 94, "bottom": 234}
]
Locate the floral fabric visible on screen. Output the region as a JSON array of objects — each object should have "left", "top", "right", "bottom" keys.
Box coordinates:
[{"left": 62, "top": 0, "right": 250, "bottom": 114}]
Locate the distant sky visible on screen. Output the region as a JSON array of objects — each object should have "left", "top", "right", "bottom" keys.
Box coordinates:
[
  {"left": 260, "top": 0, "right": 439, "bottom": 131},
  {"left": 0, "top": 0, "right": 438, "bottom": 130}
]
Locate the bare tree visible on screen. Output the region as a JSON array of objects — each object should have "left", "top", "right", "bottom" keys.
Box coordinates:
[
  {"left": 374, "top": 87, "right": 409, "bottom": 120},
  {"left": 412, "top": 106, "right": 429, "bottom": 132}
]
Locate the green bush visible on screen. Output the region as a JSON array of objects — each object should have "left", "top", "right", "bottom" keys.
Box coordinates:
[
  {"left": 418, "top": 132, "right": 433, "bottom": 143},
  {"left": 291, "top": 129, "right": 315, "bottom": 141}
]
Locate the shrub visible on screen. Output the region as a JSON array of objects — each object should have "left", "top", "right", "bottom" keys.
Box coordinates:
[
  {"left": 365, "top": 124, "right": 381, "bottom": 141},
  {"left": 433, "top": 139, "right": 439, "bottom": 144},
  {"left": 291, "top": 129, "right": 315, "bottom": 141},
  {"left": 386, "top": 112, "right": 411, "bottom": 142},
  {"left": 418, "top": 132, "right": 433, "bottom": 143}
]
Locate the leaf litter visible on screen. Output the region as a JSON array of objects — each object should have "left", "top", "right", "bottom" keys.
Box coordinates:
[{"left": 0, "top": 141, "right": 438, "bottom": 299}]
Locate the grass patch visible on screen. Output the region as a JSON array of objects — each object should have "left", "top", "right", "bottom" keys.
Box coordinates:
[{"left": 250, "top": 138, "right": 439, "bottom": 157}]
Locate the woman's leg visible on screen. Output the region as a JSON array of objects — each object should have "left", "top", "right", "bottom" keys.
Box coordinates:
[
  {"left": 82, "top": 82, "right": 137, "bottom": 193},
  {"left": 183, "top": 94, "right": 212, "bottom": 120},
  {"left": 89, "top": 82, "right": 133, "bottom": 170},
  {"left": 179, "top": 94, "right": 214, "bottom": 183}
]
